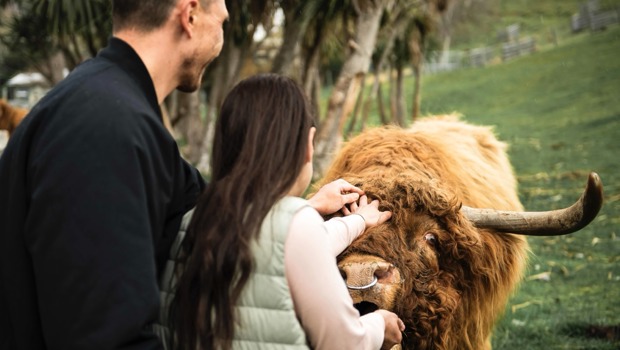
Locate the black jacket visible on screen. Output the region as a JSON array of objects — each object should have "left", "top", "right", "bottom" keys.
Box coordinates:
[{"left": 0, "top": 38, "right": 204, "bottom": 349}]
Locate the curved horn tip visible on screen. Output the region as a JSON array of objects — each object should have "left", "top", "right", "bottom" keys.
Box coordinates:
[
  {"left": 583, "top": 171, "right": 604, "bottom": 221},
  {"left": 585, "top": 172, "right": 604, "bottom": 207},
  {"left": 587, "top": 172, "right": 603, "bottom": 194}
]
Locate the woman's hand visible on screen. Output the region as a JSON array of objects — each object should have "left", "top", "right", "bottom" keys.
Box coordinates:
[
  {"left": 308, "top": 179, "right": 364, "bottom": 216},
  {"left": 375, "top": 309, "right": 405, "bottom": 350},
  {"left": 342, "top": 195, "right": 392, "bottom": 229}
]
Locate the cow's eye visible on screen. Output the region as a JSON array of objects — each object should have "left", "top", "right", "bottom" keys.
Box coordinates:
[{"left": 424, "top": 233, "right": 437, "bottom": 246}]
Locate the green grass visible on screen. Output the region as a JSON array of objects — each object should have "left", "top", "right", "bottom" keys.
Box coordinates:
[
  {"left": 451, "top": 0, "right": 620, "bottom": 51},
  {"left": 416, "top": 25, "right": 620, "bottom": 349}
]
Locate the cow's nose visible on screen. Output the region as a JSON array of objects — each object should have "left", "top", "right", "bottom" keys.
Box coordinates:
[{"left": 339, "top": 259, "right": 399, "bottom": 290}]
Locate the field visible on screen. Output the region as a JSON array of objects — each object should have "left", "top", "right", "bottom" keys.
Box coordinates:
[
  {"left": 452, "top": 0, "right": 620, "bottom": 51},
  {"left": 418, "top": 23, "right": 620, "bottom": 349}
]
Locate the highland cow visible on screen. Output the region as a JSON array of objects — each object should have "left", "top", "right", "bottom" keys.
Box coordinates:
[
  {"left": 0, "top": 99, "right": 28, "bottom": 137},
  {"left": 315, "top": 115, "right": 602, "bottom": 350}
]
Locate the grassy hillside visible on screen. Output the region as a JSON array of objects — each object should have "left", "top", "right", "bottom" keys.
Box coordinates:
[
  {"left": 452, "top": 0, "right": 620, "bottom": 51},
  {"left": 418, "top": 24, "right": 620, "bottom": 349}
]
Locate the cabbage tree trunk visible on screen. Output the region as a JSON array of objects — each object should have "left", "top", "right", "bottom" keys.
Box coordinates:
[
  {"left": 361, "top": 5, "right": 408, "bottom": 128},
  {"left": 194, "top": 41, "right": 248, "bottom": 174},
  {"left": 392, "top": 64, "right": 406, "bottom": 126},
  {"left": 271, "top": 1, "right": 319, "bottom": 80},
  {"left": 313, "top": 0, "right": 387, "bottom": 179},
  {"left": 409, "top": 30, "right": 424, "bottom": 122}
]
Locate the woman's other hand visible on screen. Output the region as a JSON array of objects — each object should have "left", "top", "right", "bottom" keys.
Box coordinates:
[{"left": 342, "top": 195, "right": 392, "bottom": 229}]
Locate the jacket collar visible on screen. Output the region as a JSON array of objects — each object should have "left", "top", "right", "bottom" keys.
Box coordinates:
[{"left": 98, "top": 37, "right": 161, "bottom": 116}]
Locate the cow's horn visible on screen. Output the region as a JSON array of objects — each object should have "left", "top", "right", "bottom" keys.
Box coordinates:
[{"left": 461, "top": 172, "right": 603, "bottom": 236}]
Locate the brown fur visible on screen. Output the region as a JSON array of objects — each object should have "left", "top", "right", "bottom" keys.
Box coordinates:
[
  {"left": 315, "top": 115, "right": 529, "bottom": 350},
  {"left": 0, "top": 99, "right": 28, "bottom": 136}
]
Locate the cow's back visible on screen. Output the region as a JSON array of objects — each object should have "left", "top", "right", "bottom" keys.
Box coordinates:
[
  {"left": 322, "top": 114, "right": 521, "bottom": 211},
  {"left": 408, "top": 115, "right": 522, "bottom": 210}
]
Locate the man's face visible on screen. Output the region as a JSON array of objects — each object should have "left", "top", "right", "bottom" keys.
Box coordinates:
[{"left": 178, "top": 0, "right": 228, "bottom": 92}]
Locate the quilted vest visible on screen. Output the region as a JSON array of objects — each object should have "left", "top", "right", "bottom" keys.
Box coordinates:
[{"left": 155, "top": 197, "right": 311, "bottom": 350}]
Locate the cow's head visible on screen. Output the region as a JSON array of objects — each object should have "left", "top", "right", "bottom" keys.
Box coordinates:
[{"left": 337, "top": 173, "right": 603, "bottom": 349}]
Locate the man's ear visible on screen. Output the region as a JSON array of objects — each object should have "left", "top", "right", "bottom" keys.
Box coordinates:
[
  {"left": 306, "top": 127, "right": 316, "bottom": 162},
  {"left": 180, "top": 0, "right": 199, "bottom": 38}
]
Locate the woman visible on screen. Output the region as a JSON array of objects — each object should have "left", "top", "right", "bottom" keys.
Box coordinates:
[{"left": 171, "top": 74, "right": 404, "bottom": 349}]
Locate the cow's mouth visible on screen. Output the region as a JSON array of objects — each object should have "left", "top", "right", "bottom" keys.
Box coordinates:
[{"left": 355, "top": 301, "right": 379, "bottom": 316}]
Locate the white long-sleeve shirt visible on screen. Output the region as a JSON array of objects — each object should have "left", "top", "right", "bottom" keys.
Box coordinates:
[{"left": 284, "top": 207, "right": 385, "bottom": 349}]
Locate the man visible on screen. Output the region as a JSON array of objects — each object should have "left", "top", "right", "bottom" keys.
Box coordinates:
[{"left": 0, "top": 1, "right": 228, "bottom": 348}]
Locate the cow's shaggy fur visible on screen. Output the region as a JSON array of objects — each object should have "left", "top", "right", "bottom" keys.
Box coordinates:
[
  {"left": 0, "top": 99, "right": 28, "bottom": 136},
  {"left": 316, "top": 115, "right": 529, "bottom": 350}
]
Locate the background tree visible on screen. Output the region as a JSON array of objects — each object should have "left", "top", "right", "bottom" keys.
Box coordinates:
[
  {"left": 312, "top": 0, "right": 390, "bottom": 178},
  {"left": 359, "top": 2, "right": 413, "bottom": 129},
  {"left": 1, "top": 0, "right": 451, "bottom": 179},
  {"left": 1, "top": 6, "right": 59, "bottom": 85},
  {"left": 407, "top": 13, "right": 434, "bottom": 122},
  {"left": 298, "top": 0, "right": 351, "bottom": 117},
  {"left": 270, "top": 0, "right": 322, "bottom": 80},
  {"left": 312, "top": 0, "right": 450, "bottom": 176},
  {"left": 1, "top": 0, "right": 110, "bottom": 85}
]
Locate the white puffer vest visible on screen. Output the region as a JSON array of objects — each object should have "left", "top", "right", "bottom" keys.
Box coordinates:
[{"left": 155, "top": 197, "right": 311, "bottom": 350}]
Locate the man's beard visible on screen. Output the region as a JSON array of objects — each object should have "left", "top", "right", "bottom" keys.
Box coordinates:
[
  {"left": 177, "top": 71, "right": 201, "bottom": 93},
  {"left": 177, "top": 57, "right": 208, "bottom": 93}
]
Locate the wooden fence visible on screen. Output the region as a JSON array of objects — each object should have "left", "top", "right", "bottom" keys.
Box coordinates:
[
  {"left": 423, "top": 51, "right": 465, "bottom": 74},
  {"left": 469, "top": 47, "right": 494, "bottom": 67},
  {"left": 571, "top": 0, "right": 620, "bottom": 32},
  {"left": 501, "top": 37, "right": 536, "bottom": 61},
  {"left": 421, "top": 1, "right": 618, "bottom": 76}
]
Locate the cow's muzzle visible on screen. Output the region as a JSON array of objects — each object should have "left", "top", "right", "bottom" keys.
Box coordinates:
[
  {"left": 338, "top": 256, "right": 402, "bottom": 314},
  {"left": 340, "top": 260, "right": 400, "bottom": 289}
]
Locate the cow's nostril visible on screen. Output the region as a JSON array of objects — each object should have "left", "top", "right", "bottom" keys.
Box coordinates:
[
  {"left": 374, "top": 264, "right": 393, "bottom": 280},
  {"left": 374, "top": 263, "right": 402, "bottom": 285},
  {"left": 375, "top": 268, "right": 390, "bottom": 280}
]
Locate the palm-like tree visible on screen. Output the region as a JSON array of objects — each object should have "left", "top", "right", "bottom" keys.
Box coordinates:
[
  {"left": 312, "top": 0, "right": 390, "bottom": 178},
  {"left": 1, "top": 0, "right": 451, "bottom": 178},
  {"left": 1, "top": 0, "right": 109, "bottom": 85},
  {"left": 298, "top": 0, "right": 351, "bottom": 119},
  {"left": 270, "top": 0, "right": 323, "bottom": 79},
  {"left": 3, "top": 0, "right": 109, "bottom": 65},
  {"left": 41, "top": 0, "right": 110, "bottom": 61}
]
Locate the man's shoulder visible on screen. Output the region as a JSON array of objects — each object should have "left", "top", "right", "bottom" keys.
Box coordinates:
[
  {"left": 59, "top": 58, "right": 137, "bottom": 101},
  {"left": 37, "top": 60, "right": 149, "bottom": 121}
]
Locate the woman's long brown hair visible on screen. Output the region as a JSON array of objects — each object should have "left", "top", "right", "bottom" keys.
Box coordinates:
[{"left": 170, "top": 74, "right": 314, "bottom": 350}]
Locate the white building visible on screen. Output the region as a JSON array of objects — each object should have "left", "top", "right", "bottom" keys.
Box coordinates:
[{"left": 4, "top": 72, "right": 51, "bottom": 109}]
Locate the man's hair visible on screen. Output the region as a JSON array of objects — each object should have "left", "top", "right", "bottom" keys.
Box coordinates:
[{"left": 112, "top": 0, "right": 178, "bottom": 32}]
